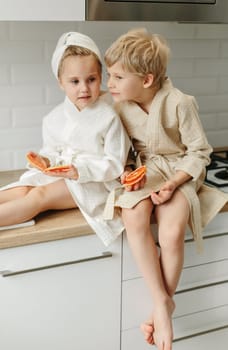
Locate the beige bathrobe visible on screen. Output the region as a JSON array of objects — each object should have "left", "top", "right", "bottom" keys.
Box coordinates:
[{"left": 105, "top": 78, "right": 228, "bottom": 251}]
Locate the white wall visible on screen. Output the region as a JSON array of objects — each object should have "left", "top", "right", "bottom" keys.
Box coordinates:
[{"left": 0, "top": 21, "right": 228, "bottom": 170}]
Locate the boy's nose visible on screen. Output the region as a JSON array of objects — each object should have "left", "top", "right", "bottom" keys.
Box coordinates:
[{"left": 107, "top": 77, "right": 113, "bottom": 89}]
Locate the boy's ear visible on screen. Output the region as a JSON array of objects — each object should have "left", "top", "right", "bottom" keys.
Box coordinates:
[{"left": 143, "top": 74, "right": 154, "bottom": 88}]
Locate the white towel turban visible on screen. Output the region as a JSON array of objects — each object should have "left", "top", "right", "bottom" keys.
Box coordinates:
[{"left": 51, "top": 31, "right": 102, "bottom": 79}]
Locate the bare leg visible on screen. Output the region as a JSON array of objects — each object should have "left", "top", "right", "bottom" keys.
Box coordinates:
[
  {"left": 0, "top": 180, "right": 76, "bottom": 226},
  {"left": 155, "top": 190, "right": 189, "bottom": 296},
  {"left": 0, "top": 186, "right": 33, "bottom": 204},
  {"left": 141, "top": 190, "right": 189, "bottom": 349},
  {"left": 122, "top": 198, "right": 174, "bottom": 350}
]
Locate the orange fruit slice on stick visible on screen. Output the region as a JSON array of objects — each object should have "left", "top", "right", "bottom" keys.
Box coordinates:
[
  {"left": 123, "top": 165, "right": 147, "bottom": 186},
  {"left": 27, "top": 152, "right": 70, "bottom": 172},
  {"left": 44, "top": 165, "right": 71, "bottom": 172},
  {"left": 26, "top": 152, "right": 47, "bottom": 171}
]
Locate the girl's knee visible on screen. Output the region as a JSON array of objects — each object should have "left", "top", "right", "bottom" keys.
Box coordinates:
[
  {"left": 27, "top": 185, "right": 48, "bottom": 205},
  {"left": 14, "top": 186, "right": 32, "bottom": 197},
  {"left": 27, "top": 182, "right": 75, "bottom": 211}
]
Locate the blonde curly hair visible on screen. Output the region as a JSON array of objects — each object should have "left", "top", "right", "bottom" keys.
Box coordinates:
[{"left": 105, "top": 28, "right": 170, "bottom": 89}]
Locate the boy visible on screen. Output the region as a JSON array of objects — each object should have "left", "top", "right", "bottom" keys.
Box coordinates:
[{"left": 104, "top": 28, "right": 227, "bottom": 350}]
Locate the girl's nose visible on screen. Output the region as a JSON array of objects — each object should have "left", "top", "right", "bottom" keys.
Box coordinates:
[{"left": 80, "top": 81, "right": 89, "bottom": 91}]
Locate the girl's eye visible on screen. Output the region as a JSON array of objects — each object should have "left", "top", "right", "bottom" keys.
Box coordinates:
[{"left": 72, "top": 80, "right": 79, "bottom": 84}]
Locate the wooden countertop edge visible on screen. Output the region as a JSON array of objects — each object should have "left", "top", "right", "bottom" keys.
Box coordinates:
[
  {"left": 0, "top": 169, "right": 227, "bottom": 250},
  {"left": 1, "top": 202, "right": 227, "bottom": 250},
  {"left": 0, "top": 230, "right": 93, "bottom": 250},
  {"left": 221, "top": 202, "right": 228, "bottom": 212},
  {"left": 0, "top": 209, "right": 94, "bottom": 250}
]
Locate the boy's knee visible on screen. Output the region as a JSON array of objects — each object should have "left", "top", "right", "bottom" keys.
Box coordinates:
[
  {"left": 122, "top": 202, "right": 152, "bottom": 228},
  {"left": 123, "top": 198, "right": 152, "bottom": 216},
  {"left": 159, "top": 225, "right": 185, "bottom": 250}
]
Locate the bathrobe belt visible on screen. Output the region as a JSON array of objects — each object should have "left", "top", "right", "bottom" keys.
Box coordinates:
[{"left": 103, "top": 151, "right": 205, "bottom": 253}]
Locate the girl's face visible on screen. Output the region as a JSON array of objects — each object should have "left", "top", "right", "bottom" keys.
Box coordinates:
[
  {"left": 59, "top": 55, "right": 101, "bottom": 111},
  {"left": 106, "top": 61, "right": 146, "bottom": 104}
]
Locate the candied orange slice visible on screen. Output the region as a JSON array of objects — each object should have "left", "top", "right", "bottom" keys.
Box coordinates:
[
  {"left": 123, "top": 165, "right": 147, "bottom": 186},
  {"left": 44, "top": 165, "right": 71, "bottom": 172},
  {"left": 26, "top": 152, "right": 46, "bottom": 171}
]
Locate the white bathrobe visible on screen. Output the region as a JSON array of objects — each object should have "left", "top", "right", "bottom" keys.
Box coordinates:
[{"left": 1, "top": 94, "right": 130, "bottom": 246}]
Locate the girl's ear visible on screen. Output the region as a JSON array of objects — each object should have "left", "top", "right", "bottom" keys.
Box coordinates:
[
  {"left": 143, "top": 74, "right": 154, "bottom": 88},
  {"left": 58, "top": 78, "right": 64, "bottom": 91}
]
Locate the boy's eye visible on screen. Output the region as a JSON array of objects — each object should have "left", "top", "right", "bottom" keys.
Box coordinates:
[
  {"left": 72, "top": 79, "right": 79, "bottom": 84},
  {"left": 88, "top": 77, "right": 96, "bottom": 83}
]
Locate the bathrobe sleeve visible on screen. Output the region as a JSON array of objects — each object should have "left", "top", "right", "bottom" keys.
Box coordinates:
[
  {"left": 174, "top": 95, "right": 212, "bottom": 180},
  {"left": 39, "top": 105, "right": 68, "bottom": 166},
  {"left": 73, "top": 114, "right": 130, "bottom": 183}
]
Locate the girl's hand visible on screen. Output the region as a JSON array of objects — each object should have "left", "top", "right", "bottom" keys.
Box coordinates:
[
  {"left": 151, "top": 180, "right": 176, "bottom": 205},
  {"left": 44, "top": 164, "right": 79, "bottom": 180}
]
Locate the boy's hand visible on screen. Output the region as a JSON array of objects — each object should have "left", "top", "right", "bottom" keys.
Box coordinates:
[
  {"left": 151, "top": 171, "right": 192, "bottom": 205},
  {"left": 151, "top": 180, "right": 176, "bottom": 205},
  {"left": 121, "top": 166, "right": 147, "bottom": 192}
]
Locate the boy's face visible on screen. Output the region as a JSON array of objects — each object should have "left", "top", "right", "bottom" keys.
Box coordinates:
[
  {"left": 107, "top": 61, "right": 145, "bottom": 104},
  {"left": 59, "top": 55, "right": 101, "bottom": 111}
]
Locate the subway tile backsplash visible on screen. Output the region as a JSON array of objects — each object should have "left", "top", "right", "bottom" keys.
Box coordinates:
[{"left": 0, "top": 21, "right": 228, "bottom": 170}]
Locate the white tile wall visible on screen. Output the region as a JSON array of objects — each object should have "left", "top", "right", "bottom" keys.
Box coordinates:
[{"left": 0, "top": 21, "right": 228, "bottom": 170}]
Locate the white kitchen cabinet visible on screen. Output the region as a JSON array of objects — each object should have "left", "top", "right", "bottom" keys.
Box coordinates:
[
  {"left": 173, "top": 328, "right": 228, "bottom": 350},
  {"left": 121, "top": 212, "right": 228, "bottom": 350},
  {"left": 0, "top": 0, "right": 85, "bottom": 20},
  {"left": 0, "top": 234, "right": 121, "bottom": 350},
  {"left": 122, "top": 212, "right": 228, "bottom": 280},
  {"left": 122, "top": 326, "right": 228, "bottom": 350},
  {"left": 122, "top": 274, "right": 228, "bottom": 330}
]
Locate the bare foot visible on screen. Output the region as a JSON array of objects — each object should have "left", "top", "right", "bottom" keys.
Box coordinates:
[
  {"left": 153, "top": 298, "right": 175, "bottom": 350},
  {"left": 140, "top": 320, "right": 154, "bottom": 345}
]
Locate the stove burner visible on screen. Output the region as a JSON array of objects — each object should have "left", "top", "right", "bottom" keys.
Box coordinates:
[
  {"left": 207, "top": 160, "right": 219, "bottom": 169},
  {"left": 215, "top": 168, "right": 228, "bottom": 180},
  {"left": 205, "top": 151, "right": 228, "bottom": 192}
]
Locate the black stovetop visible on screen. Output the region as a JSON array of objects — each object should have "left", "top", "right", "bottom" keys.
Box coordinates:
[{"left": 205, "top": 150, "right": 228, "bottom": 190}]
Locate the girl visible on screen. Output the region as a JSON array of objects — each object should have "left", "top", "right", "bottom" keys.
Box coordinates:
[
  {"left": 0, "top": 31, "right": 130, "bottom": 247},
  {"left": 104, "top": 28, "right": 227, "bottom": 350}
]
